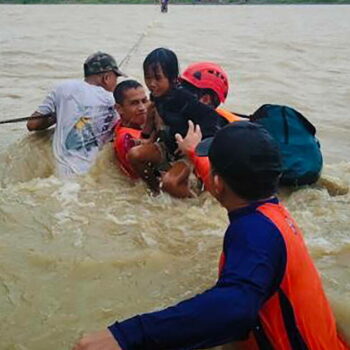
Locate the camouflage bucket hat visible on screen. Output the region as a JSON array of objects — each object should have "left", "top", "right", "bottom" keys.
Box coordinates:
[{"left": 84, "top": 51, "right": 127, "bottom": 77}]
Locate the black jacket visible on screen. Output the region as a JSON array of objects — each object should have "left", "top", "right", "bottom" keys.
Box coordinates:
[{"left": 152, "top": 87, "right": 220, "bottom": 155}]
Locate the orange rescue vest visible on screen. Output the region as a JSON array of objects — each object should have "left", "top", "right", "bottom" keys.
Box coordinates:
[
  {"left": 216, "top": 107, "right": 244, "bottom": 123},
  {"left": 232, "top": 202, "right": 349, "bottom": 350},
  {"left": 187, "top": 148, "right": 211, "bottom": 192},
  {"left": 114, "top": 123, "right": 141, "bottom": 179}
]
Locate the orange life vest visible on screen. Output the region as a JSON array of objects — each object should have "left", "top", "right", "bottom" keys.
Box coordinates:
[
  {"left": 216, "top": 107, "right": 244, "bottom": 123},
  {"left": 231, "top": 202, "right": 349, "bottom": 350},
  {"left": 114, "top": 123, "right": 141, "bottom": 179},
  {"left": 187, "top": 148, "right": 211, "bottom": 192}
]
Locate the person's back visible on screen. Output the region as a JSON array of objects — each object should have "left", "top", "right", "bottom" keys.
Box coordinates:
[
  {"left": 251, "top": 200, "right": 347, "bottom": 349},
  {"left": 196, "top": 122, "right": 349, "bottom": 349},
  {"left": 27, "top": 51, "right": 125, "bottom": 177},
  {"left": 46, "top": 79, "right": 117, "bottom": 177}
]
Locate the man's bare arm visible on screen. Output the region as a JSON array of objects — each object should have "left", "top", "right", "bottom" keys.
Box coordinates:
[{"left": 26, "top": 111, "right": 56, "bottom": 131}]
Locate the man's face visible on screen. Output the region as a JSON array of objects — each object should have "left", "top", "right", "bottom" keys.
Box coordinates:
[{"left": 116, "top": 87, "right": 149, "bottom": 128}]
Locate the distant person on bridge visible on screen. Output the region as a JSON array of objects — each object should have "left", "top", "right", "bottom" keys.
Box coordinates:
[{"left": 160, "top": 0, "right": 169, "bottom": 13}]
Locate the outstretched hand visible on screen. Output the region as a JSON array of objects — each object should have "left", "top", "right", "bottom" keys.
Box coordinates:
[
  {"left": 175, "top": 120, "right": 202, "bottom": 156},
  {"left": 72, "top": 330, "right": 121, "bottom": 350}
]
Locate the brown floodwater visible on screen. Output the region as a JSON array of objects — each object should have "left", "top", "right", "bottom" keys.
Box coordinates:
[{"left": 0, "top": 4, "right": 349, "bottom": 349}]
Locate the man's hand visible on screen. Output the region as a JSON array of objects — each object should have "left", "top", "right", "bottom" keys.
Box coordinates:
[
  {"left": 26, "top": 111, "right": 56, "bottom": 131},
  {"left": 72, "top": 330, "right": 122, "bottom": 350},
  {"left": 175, "top": 120, "right": 202, "bottom": 156}
]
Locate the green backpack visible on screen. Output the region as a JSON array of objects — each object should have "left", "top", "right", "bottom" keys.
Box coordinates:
[{"left": 250, "top": 104, "right": 323, "bottom": 186}]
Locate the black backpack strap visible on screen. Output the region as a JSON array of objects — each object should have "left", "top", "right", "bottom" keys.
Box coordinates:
[
  {"left": 249, "top": 104, "right": 272, "bottom": 122},
  {"left": 253, "top": 317, "right": 275, "bottom": 350},
  {"left": 229, "top": 111, "right": 250, "bottom": 119},
  {"left": 234, "top": 112, "right": 250, "bottom": 119}
]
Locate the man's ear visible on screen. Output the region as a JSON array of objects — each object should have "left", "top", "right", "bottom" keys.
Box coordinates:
[
  {"left": 212, "top": 173, "right": 225, "bottom": 197},
  {"left": 115, "top": 103, "right": 123, "bottom": 116},
  {"left": 100, "top": 73, "right": 111, "bottom": 91}
]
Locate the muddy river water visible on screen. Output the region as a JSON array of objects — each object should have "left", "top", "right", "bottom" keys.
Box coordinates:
[{"left": 0, "top": 4, "right": 349, "bottom": 349}]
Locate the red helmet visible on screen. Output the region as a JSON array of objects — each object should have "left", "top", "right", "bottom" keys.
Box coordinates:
[{"left": 180, "top": 62, "right": 229, "bottom": 103}]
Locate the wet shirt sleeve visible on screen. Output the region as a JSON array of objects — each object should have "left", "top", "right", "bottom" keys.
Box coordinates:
[
  {"left": 108, "top": 213, "right": 286, "bottom": 350},
  {"left": 37, "top": 87, "right": 57, "bottom": 115}
]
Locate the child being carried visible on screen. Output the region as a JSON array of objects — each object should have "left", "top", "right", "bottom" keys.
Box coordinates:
[{"left": 128, "top": 47, "right": 220, "bottom": 197}]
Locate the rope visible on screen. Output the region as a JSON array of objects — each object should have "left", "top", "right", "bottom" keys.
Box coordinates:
[
  {"left": 119, "top": 11, "right": 158, "bottom": 69},
  {"left": 0, "top": 11, "right": 159, "bottom": 125},
  {"left": 0, "top": 116, "right": 38, "bottom": 125},
  {"left": 119, "top": 32, "right": 147, "bottom": 69}
]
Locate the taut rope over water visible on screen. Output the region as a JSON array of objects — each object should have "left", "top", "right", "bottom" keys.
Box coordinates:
[{"left": 0, "top": 12, "right": 158, "bottom": 126}]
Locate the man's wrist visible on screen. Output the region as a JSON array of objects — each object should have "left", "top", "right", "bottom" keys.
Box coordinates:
[
  {"left": 108, "top": 316, "right": 145, "bottom": 350},
  {"left": 186, "top": 147, "right": 196, "bottom": 158}
]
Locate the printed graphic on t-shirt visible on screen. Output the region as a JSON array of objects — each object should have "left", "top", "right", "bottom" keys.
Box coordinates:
[
  {"left": 65, "top": 116, "right": 98, "bottom": 153},
  {"left": 101, "top": 107, "right": 116, "bottom": 134},
  {"left": 64, "top": 104, "right": 116, "bottom": 156}
]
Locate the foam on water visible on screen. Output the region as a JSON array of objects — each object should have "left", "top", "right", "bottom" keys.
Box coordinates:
[{"left": 0, "top": 4, "right": 349, "bottom": 348}]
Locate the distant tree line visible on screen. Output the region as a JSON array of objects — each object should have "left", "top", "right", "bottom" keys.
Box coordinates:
[{"left": 1, "top": 0, "right": 349, "bottom": 4}]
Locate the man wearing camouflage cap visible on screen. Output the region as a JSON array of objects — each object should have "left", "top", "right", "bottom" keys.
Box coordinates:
[{"left": 27, "top": 52, "right": 126, "bottom": 177}]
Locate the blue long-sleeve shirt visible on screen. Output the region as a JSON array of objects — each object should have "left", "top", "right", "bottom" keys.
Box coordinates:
[{"left": 109, "top": 198, "right": 287, "bottom": 350}]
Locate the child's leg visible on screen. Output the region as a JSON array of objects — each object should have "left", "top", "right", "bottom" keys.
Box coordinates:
[
  {"left": 127, "top": 143, "right": 163, "bottom": 194},
  {"left": 161, "top": 160, "right": 195, "bottom": 199}
]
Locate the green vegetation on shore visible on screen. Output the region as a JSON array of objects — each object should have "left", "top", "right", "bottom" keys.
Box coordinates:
[{"left": 1, "top": 0, "right": 349, "bottom": 4}]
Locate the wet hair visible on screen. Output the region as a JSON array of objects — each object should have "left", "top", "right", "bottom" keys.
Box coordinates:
[
  {"left": 180, "top": 80, "right": 220, "bottom": 108},
  {"left": 113, "top": 80, "right": 143, "bottom": 105},
  {"left": 143, "top": 48, "right": 179, "bottom": 85}
]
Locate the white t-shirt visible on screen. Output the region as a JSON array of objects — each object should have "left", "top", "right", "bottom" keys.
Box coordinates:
[{"left": 37, "top": 80, "right": 119, "bottom": 177}]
